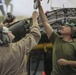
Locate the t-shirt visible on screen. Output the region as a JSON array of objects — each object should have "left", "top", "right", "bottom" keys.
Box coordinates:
[{"left": 50, "top": 31, "right": 76, "bottom": 75}]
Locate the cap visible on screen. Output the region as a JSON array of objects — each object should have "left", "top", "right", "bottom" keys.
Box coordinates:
[
  {"left": 7, "top": 12, "right": 15, "bottom": 19},
  {"left": 65, "top": 21, "right": 76, "bottom": 27}
]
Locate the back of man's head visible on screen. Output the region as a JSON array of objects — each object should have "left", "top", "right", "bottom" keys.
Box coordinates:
[
  {"left": 3, "top": 13, "right": 16, "bottom": 24},
  {"left": 0, "top": 26, "right": 10, "bottom": 46}
]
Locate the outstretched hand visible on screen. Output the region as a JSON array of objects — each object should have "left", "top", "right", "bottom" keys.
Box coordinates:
[{"left": 33, "top": 0, "right": 42, "bottom": 9}]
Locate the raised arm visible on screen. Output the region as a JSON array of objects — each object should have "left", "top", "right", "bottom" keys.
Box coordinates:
[
  {"left": 38, "top": 1, "right": 54, "bottom": 39},
  {"left": 11, "top": 11, "right": 41, "bottom": 53}
]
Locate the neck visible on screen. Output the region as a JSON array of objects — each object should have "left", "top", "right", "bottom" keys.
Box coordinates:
[{"left": 62, "top": 35, "right": 73, "bottom": 42}]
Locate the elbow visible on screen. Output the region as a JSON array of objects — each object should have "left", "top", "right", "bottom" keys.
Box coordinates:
[{"left": 33, "top": 31, "right": 41, "bottom": 44}]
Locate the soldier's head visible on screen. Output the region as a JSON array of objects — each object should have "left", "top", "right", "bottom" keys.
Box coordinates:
[
  {"left": 60, "top": 21, "right": 76, "bottom": 38},
  {"left": 3, "top": 13, "right": 16, "bottom": 24},
  {"left": 0, "top": 26, "right": 15, "bottom": 46}
]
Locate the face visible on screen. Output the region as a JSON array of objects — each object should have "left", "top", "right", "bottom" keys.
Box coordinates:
[
  {"left": 7, "top": 17, "right": 13, "bottom": 23},
  {"left": 7, "top": 31, "right": 15, "bottom": 42},
  {"left": 60, "top": 25, "right": 72, "bottom": 35}
]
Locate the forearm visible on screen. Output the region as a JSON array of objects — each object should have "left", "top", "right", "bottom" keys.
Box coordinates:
[
  {"left": 31, "top": 11, "right": 41, "bottom": 43},
  {"left": 38, "top": 5, "right": 53, "bottom": 39},
  {"left": 67, "top": 60, "right": 76, "bottom": 66},
  {"left": 32, "top": 16, "right": 38, "bottom": 26},
  {"left": 38, "top": 5, "right": 48, "bottom": 25},
  {"left": 31, "top": 18, "right": 41, "bottom": 39}
]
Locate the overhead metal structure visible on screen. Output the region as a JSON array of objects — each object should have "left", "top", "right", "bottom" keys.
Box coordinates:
[{"left": 38, "top": 8, "right": 76, "bottom": 36}]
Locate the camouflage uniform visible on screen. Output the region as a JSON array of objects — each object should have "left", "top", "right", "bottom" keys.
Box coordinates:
[{"left": 0, "top": 25, "right": 41, "bottom": 75}]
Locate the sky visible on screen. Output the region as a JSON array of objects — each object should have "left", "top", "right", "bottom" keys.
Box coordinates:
[
  {"left": 0, "top": 0, "right": 50, "bottom": 17},
  {"left": 11, "top": 0, "right": 51, "bottom": 17},
  {"left": 0, "top": 0, "right": 76, "bottom": 18},
  {"left": 52, "top": 0, "right": 76, "bottom": 8}
]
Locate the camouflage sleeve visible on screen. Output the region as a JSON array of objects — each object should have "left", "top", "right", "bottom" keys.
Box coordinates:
[{"left": 10, "top": 25, "right": 41, "bottom": 54}]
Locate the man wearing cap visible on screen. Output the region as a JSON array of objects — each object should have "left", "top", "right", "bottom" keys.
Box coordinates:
[
  {"left": 3, "top": 12, "right": 17, "bottom": 26},
  {"left": 0, "top": 11, "right": 41, "bottom": 75},
  {"left": 37, "top": 0, "right": 76, "bottom": 75}
]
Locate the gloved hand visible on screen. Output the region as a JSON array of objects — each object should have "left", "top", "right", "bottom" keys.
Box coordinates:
[{"left": 33, "top": 0, "right": 42, "bottom": 9}]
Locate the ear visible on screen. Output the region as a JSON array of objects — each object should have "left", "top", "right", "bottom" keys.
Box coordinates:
[{"left": 71, "top": 29, "right": 76, "bottom": 38}]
